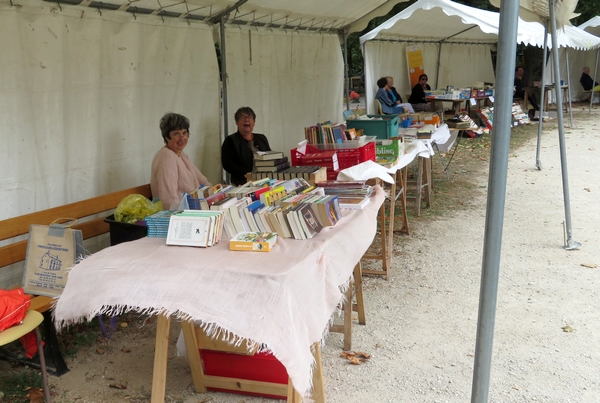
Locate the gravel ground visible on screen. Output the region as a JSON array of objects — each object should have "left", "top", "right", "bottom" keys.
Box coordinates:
[{"left": 2, "top": 107, "right": 599, "bottom": 403}]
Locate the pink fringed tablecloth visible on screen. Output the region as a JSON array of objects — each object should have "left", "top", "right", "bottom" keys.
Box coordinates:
[{"left": 53, "top": 186, "right": 385, "bottom": 398}]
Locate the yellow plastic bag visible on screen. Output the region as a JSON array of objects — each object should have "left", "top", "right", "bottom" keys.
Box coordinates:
[{"left": 114, "top": 194, "right": 163, "bottom": 224}]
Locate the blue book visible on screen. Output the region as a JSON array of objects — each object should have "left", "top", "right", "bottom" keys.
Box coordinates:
[
  {"left": 243, "top": 200, "right": 265, "bottom": 232},
  {"left": 332, "top": 125, "right": 345, "bottom": 144}
]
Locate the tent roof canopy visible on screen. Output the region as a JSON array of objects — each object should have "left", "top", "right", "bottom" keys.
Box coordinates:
[
  {"left": 359, "top": 0, "right": 600, "bottom": 50},
  {"left": 45, "top": 0, "right": 406, "bottom": 33},
  {"left": 359, "top": 0, "right": 541, "bottom": 45},
  {"left": 579, "top": 16, "right": 600, "bottom": 37}
]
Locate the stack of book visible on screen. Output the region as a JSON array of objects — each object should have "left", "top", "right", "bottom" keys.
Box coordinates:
[
  {"left": 316, "top": 180, "right": 374, "bottom": 210},
  {"left": 166, "top": 210, "right": 224, "bottom": 247},
  {"left": 253, "top": 151, "right": 290, "bottom": 174},
  {"left": 248, "top": 165, "right": 325, "bottom": 182},
  {"left": 145, "top": 210, "right": 179, "bottom": 238}
]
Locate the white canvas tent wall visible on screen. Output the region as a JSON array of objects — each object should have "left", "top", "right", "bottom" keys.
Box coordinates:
[
  {"left": 359, "top": 0, "right": 544, "bottom": 114},
  {"left": 0, "top": 0, "right": 407, "bottom": 226},
  {"left": 531, "top": 23, "right": 600, "bottom": 102}
]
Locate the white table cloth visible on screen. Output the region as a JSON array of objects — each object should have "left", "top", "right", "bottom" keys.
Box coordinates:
[{"left": 53, "top": 186, "right": 385, "bottom": 398}]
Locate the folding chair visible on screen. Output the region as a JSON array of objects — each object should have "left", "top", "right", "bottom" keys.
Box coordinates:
[
  {"left": 375, "top": 99, "right": 383, "bottom": 114},
  {"left": 0, "top": 310, "right": 52, "bottom": 402}
]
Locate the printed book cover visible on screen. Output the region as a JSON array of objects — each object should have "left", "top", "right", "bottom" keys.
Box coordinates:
[{"left": 229, "top": 231, "right": 278, "bottom": 252}]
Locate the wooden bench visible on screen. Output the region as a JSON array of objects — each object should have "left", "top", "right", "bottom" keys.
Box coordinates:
[{"left": 0, "top": 184, "right": 152, "bottom": 374}]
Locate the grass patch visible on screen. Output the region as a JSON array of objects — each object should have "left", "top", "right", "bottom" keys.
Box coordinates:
[{"left": 0, "top": 366, "right": 43, "bottom": 402}]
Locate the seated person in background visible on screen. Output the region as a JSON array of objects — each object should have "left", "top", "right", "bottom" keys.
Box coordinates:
[
  {"left": 151, "top": 112, "right": 212, "bottom": 210},
  {"left": 386, "top": 76, "right": 414, "bottom": 113},
  {"left": 375, "top": 77, "right": 408, "bottom": 114},
  {"left": 580, "top": 66, "right": 600, "bottom": 92},
  {"left": 221, "top": 107, "right": 271, "bottom": 186},
  {"left": 408, "top": 74, "right": 431, "bottom": 112},
  {"left": 514, "top": 66, "right": 539, "bottom": 118}
]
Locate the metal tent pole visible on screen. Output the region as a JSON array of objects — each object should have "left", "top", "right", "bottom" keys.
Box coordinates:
[
  {"left": 590, "top": 49, "right": 599, "bottom": 113},
  {"left": 470, "top": 0, "right": 519, "bottom": 401},
  {"left": 343, "top": 30, "right": 350, "bottom": 112},
  {"left": 535, "top": 22, "right": 549, "bottom": 170},
  {"left": 219, "top": 16, "right": 229, "bottom": 184},
  {"left": 549, "top": 0, "right": 581, "bottom": 250},
  {"left": 565, "top": 49, "right": 574, "bottom": 127}
]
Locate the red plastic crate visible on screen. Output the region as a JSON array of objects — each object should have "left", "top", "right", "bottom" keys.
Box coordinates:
[
  {"left": 200, "top": 349, "right": 288, "bottom": 399},
  {"left": 291, "top": 142, "right": 375, "bottom": 171},
  {"left": 327, "top": 170, "right": 340, "bottom": 180}
]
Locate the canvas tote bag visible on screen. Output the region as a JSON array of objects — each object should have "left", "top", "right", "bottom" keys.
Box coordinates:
[{"left": 23, "top": 218, "right": 85, "bottom": 297}]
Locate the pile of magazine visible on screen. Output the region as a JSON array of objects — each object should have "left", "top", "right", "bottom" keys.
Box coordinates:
[{"left": 315, "top": 180, "right": 373, "bottom": 210}]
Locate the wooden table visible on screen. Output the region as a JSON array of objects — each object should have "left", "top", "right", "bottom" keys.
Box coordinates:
[
  {"left": 348, "top": 125, "right": 454, "bottom": 279},
  {"left": 427, "top": 97, "right": 465, "bottom": 115},
  {"left": 523, "top": 85, "right": 569, "bottom": 113},
  {"left": 466, "top": 96, "right": 493, "bottom": 115},
  {"left": 53, "top": 189, "right": 385, "bottom": 402},
  {"left": 427, "top": 96, "right": 492, "bottom": 116}
]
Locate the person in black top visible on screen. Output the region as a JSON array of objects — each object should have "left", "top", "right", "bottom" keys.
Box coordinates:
[
  {"left": 514, "top": 66, "right": 539, "bottom": 118},
  {"left": 580, "top": 66, "right": 600, "bottom": 91},
  {"left": 408, "top": 73, "right": 431, "bottom": 112},
  {"left": 221, "top": 107, "right": 271, "bottom": 186}
]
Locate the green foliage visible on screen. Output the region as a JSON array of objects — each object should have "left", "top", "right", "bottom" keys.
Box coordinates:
[{"left": 573, "top": 0, "right": 600, "bottom": 26}]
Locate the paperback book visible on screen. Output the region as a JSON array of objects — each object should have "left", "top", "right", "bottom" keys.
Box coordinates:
[{"left": 229, "top": 232, "right": 278, "bottom": 252}]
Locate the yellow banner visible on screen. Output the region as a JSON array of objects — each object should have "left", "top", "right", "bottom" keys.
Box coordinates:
[{"left": 406, "top": 45, "right": 425, "bottom": 88}]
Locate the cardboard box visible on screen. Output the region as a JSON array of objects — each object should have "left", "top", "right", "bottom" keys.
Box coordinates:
[
  {"left": 376, "top": 139, "right": 403, "bottom": 159},
  {"left": 421, "top": 113, "right": 440, "bottom": 126}
]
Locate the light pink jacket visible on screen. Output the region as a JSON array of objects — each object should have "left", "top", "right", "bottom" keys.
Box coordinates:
[{"left": 151, "top": 147, "right": 211, "bottom": 209}]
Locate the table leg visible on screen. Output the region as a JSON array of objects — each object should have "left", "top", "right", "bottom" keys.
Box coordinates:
[
  {"left": 310, "top": 343, "right": 326, "bottom": 403},
  {"left": 287, "top": 378, "right": 303, "bottom": 402},
  {"left": 385, "top": 177, "right": 396, "bottom": 275},
  {"left": 181, "top": 320, "right": 206, "bottom": 393},
  {"left": 394, "top": 167, "right": 409, "bottom": 234},
  {"left": 151, "top": 314, "right": 171, "bottom": 403},
  {"left": 342, "top": 284, "right": 353, "bottom": 351},
  {"left": 415, "top": 156, "right": 423, "bottom": 216},
  {"left": 353, "top": 262, "right": 366, "bottom": 324},
  {"left": 423, "top": 157, "right": 432, "bottom": 207}
]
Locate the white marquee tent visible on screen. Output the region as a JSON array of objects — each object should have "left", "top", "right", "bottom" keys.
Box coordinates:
[
  {"left": 359, "top": 0, "right": 541, "bottom": 113},
  {"left": 359, "top": 0, "right": 600, "bottom": 113},
  {"left": 0, "top": 0, "right": 408, "bottom": 226}
]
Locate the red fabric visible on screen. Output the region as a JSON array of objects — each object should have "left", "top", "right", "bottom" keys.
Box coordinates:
[
  {"left": 349, "top": 90, "right": 360, "bottom": 100},
  {"left": 0, "top": 288, "right": 31, "bottom": 332},
  {"left": 20, "top": 331, "right": 41, "bottom": 358}
]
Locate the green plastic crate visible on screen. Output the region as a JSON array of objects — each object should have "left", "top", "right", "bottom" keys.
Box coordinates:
[{"left": 346, "top": 115, "right": 399, "bottom": 139}]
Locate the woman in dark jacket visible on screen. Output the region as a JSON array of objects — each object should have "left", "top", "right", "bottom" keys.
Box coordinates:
[
  {"left": 408, "top": 73, "right": 432, "bottom": 112},
  {"left": 221, "top": 107, "right": 271, "bottom": 185}
]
